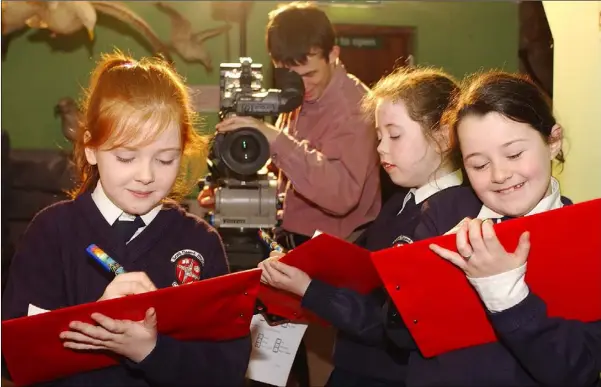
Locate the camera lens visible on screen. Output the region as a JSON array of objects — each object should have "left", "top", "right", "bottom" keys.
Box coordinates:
[
  {"left": 215, "top": 127, "right": 270, "bottom": 177},
  {"left": 230, "top": 135, "right": 261, "bottom": 164}
]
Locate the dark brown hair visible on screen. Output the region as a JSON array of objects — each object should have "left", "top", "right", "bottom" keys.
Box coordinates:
[
  {"left": 362, "top": 66, "right": 462, "bottom": 169},
  {"left": 266, "top": 2, "right": 335, "bottom": 66},
  {"left": 448, "top": 71, "right": 564, "bottom": 166},
  {"left": 71, "top": 50, "right": 208, "bottom": 200}
]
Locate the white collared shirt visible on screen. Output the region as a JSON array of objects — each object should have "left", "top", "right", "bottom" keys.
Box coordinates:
[
  {"left": 397, "top": 169, "right": 463, "bottom": 215},
  {"left": 91, "top": 182, "right": 162, "bottom": 243},
  {"left": 469, "top": 177, "right": 565, "bottom": 313}
]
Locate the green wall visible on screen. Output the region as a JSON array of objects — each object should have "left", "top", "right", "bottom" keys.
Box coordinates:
[{"left": 1, "top": 1, "right": 518, "bottom": 149}]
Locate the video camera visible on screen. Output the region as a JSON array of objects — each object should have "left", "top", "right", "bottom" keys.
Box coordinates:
[{"left": 201, "top": 57, "right": 304, "bottom": 231}]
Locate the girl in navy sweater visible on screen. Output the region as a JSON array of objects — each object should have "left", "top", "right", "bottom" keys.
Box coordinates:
[
  {"left": 1, "top": 52, "right": 250, "bottom": 386},
  {"left": 387, "top": 72, "right": 601, "bottom": 386},
  {"left": 257, "top": 67, "right": 465, "bottom": 387}
]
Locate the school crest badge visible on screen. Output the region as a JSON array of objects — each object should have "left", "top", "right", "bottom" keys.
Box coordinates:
[
  {"left": 392, "top": 235, "right": 414, "bottom": 247},
  {"left": 171, "top": 249, "right": 204, "bottom": 286}
]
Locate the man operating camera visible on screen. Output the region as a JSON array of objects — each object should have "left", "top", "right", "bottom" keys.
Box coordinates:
[
  {"left": 198, "top": 3, "right": 382, "bottom": 386},
  {"left": 199, "top": 2, "right": 381, "bottom": 247}
]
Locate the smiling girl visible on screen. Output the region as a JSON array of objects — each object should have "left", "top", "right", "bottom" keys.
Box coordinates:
[
  {"left": 2, "top": 51, "right": 251, "bottom": 386},
  {"left": 401, "top": 71, "right": 601, "bottom": 386}
]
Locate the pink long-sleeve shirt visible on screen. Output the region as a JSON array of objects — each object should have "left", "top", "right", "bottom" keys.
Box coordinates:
[{"left": 270, "top": 65, "right": 381, "bottom": 239}]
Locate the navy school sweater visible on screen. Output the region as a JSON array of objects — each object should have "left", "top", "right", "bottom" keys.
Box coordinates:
[
  {"left": 1, "top": 192, "right": 251, "bottom": 386},
  {"left": 386, "top": 185, "right": 601, "bottom": 387},
  {"left": 301, "top": 187, "right": 450, "bottom": 382}
]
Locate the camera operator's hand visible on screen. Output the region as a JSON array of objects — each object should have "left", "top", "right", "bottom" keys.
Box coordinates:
[
  {"left": 216, "top": 116, "right": 280, "bottom": 145},
  {"left": 266, "top": 159, "right": 279, "bottom": 174},
  {"left": 197, "top": 185, "right": 216, "bottom": 209}
]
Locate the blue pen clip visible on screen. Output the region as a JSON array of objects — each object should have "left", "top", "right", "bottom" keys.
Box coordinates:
[{"left": 86, "top": 244, "right": 126, "bottom": 275}]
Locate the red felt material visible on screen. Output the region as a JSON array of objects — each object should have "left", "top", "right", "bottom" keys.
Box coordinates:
[
  {"left": 258, "top": 233, "right": 381, "bottom": 323},
  {"left": 371, "top": 198, "right": 601, "bottom": 358},
  {"left": 2, "top": 269, "right": 262, "bottom": 386}
]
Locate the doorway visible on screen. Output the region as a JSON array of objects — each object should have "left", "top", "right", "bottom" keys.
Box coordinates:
[
  {"left": 334, "top": 24, "right": 415, "bottom": 87},
  {"left": 333, "top": 24, "right": 415, "bottom": 204}
]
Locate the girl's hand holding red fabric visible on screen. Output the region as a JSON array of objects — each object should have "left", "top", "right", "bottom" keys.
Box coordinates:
[
  {"left": 429, "top": 218, "right": 531, "bottom": 278},
  {"left": 60, "top": 307, "right": 158, "bottom": 363},
  {"left": 444, "top": 217, "right": 472, "bottom": 235}
]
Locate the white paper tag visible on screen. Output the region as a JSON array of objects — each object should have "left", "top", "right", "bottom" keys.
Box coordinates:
[
  {"left": 312, "top": 229, "right": 323, "bottom": 238},
  {"left": 246, "top": 314, "right": 308, "bottom": 387},
  {"left": 27, "top": 304, "right": 50, "bottom": 316}
]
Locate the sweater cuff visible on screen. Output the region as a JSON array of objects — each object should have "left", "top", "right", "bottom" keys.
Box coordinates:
[
  {"left": 488, "top": 292, "right": 546, "bottom": 334},
  {"left": 124, "top": 334, "right": 177, "bottom": 378},
  {"left": 468, "top": 263, "right": 529, "bottom": 312},
  {"left": 301, "top": 279, "right": 338, "bottom": 313}
]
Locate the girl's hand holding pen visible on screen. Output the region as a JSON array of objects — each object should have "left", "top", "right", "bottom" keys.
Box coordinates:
[
  {"left": 258, "top": 251, "right": 285, "bottom": 284},
  {"left": 98, "top": 272, "right": 157, "bottom": 301},
  {"left": 86, "top": 245, "right": 156, "bottom": 301},
  {"left": 259, "top": 259, "right": 312, "bottom": 298},
  {"left": 258, "top": 252, "right": 284, "bottom": 284},
  {"left": 268, "top": 250, "right": 286, "bottom": 260},
  {"left": 63, "top": 270, "right": 159, "bottom": 363},
  {"left": 257, "top": 229, "right": 312, "bottom": 296}
]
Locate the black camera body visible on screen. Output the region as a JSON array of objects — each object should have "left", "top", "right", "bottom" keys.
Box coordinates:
[
  {"left": 202, "top": 57, "right": 303, "bottom": 234},
  {"left": 209, "top": 57, "right": 304, "bottom": 180}
]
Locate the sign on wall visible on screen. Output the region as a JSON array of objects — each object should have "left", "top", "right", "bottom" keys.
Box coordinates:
[
  {"left": 336, "top": 36, "right": 382, "bottom": 49},
  {"left": 316, "top": 1, "right": 381, "bottom": 5}
]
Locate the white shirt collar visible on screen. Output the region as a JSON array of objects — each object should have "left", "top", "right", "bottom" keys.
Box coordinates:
[
  {"left": 476, "top": 177, "right": 563, "bottom": 219},
  {"left": 397, "top": 170, "right": 463, "bottom": 215},
  {"left": 91, "top": 182, "right": 162, "bottom": 226},
  {"left": 413, "top": 169, "right": 464, "bottom": 204}
]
